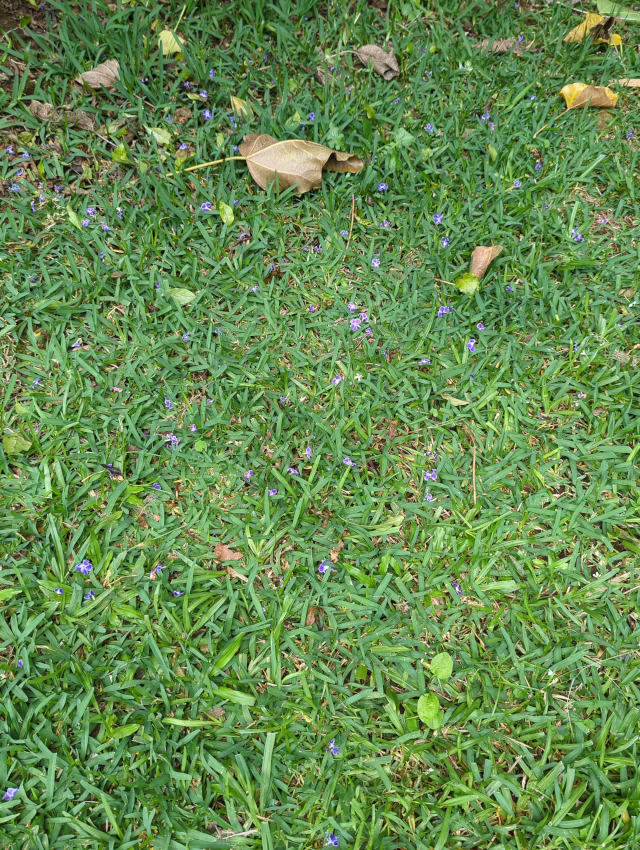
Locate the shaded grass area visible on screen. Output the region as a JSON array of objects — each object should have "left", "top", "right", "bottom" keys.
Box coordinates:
[{"left": 1, "top": 0, "right": 640, "bottom": 847}]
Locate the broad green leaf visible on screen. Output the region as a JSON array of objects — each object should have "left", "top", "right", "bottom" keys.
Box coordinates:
[
  {"left": 597, "top": 0, "right": 640, "bottom": 19},
  {"left": 212, "top": 634, "right": 242, "bottom": 670},
  {"left": 0, "top": 588, "right": 21, "bottom": 601},
  {"left": 391, "top": 127, "right": 414, "bottom": 147},
  {"left": 424, "top": 709, "right": 445, "bottom": 730},
  {"left": 417, "top": 692, "right": 440, "bottom": 723},
  {"left": 158, "top": 29, "right": 185, "bottom": 54},
  {"left": 15, "top": 401, "right": 29, "bottom": 414},
  {"left": 193, "top": 440, "right": 206, "bottom": 452},
  {"left": 67, "top": 205, "right": 83, "bottom": 230},
  {"left": 170, "top": 288, "right": 196, "bottom": 306},
  {"left": 215, "top": 132, "right": 225, "bottom": 147},
  {"left": 285, "top": 110, "right": 303, "bottom": 129},
  {"left": 212, "top": 686, "right": 255, "bottom": 705},
  {"left": 430, "top": 652, "right": 453, "bottom": 681},
  {"left": 343, "top": 563, "right": 377, "bottom": 588},
  {"left": 3, "top": 433, "right": 32, "bottom": 454},
  {"left": 455, "top": 273, "right": 479, "bottom": 294},
  {"left": 112, "top": 143, "right": 133, "bottom": 164},
  {"left": 146, "top": 126, "right": 172, "bottom": 146},
  {"left": 109, "top": 723, "right": 140, "bottom": 740},
  {"left": 487, "top": 144, "right": 497, "bottom": 162},
  {"left": 218, "top": 200, "right": 234, "bottom": 226}
]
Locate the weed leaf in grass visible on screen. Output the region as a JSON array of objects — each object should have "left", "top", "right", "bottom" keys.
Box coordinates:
[
  {"left": 230, "top": 95, "right": 253, "bottom": 119},
  {"left": 146, "top": 126, "right": 172, "bottom": 146},
  {"left": 218, "top": 201, "right": 234, "bottom": 225},
  {"left": 455, "top": 273, "right": 480, "bottom": 294},
  {"left": 76, "top": 59, "right": 120, "bottom": 90},
  {"left": 66, "top": 205, "right": 83, "bottom": 231},
  {"left": 430, "top": 652, "right": 453, "bottom": 681},
  {"left": 158, "top": 30, "right": 185, "bottom": 55},
  {"left": 356, "top": 44, "right": 399, "bottom": 80},
  {"left": 170, "top": 288, "right": 196, "bottom": 306},
  {"left": 560, "top": 82, "right": 618, "bottom": 109},
  {"left": 417, "top": 692, "right": 440, "bottom": 723},
  {"left": 473, "top": 37, "right": 533, "bottom": 55},
  {"left": 3, "top": 433, "right": 31, "bottom": 454},
  {"left": 596, "top": 0, "right": 640, "bottom": 19},
  {"left": 238, "top": 133, "right": 363, "bottom": 194},
  {"left": 112, "top": 143, "right": 133, "bottom": 164}
]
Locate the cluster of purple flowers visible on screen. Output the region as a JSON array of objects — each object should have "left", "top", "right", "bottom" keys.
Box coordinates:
[
  {"left": 165, "top": 433, "right": 180, "bottom": 448},
  {"left": 75, "top": 559, "right": 93, "bottom": 576},
  {"left": 571, "top": 227, "right": 585, "bottom": 243},
  {"left": 437, "top": 305, "right": 452, "bottom": 318},
  {"left": 244, "top": 470, "right": 254, "bottom": 482},
  {"left": 467, "top": 338, "right": 476, "bottom": 352},
  {"left": 377, "top": 182, "right": 388, "bottom": 192},
  {"left": 424, "top": 469, "right": 437, "bottom": 481}
]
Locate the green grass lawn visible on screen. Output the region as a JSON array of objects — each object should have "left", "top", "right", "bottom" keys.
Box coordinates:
[{"left": 1, "top": 0, "right": 640, "bottom": 847}]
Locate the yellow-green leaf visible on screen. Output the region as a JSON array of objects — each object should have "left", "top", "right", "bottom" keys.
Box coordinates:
[
  {"left": 487, "top": 144, "right": 497, "bottom": 163},
  {"left": 146, "top": 126, "right": 172, "bottom": 146},
  {"left": 67, "top": 205, "right": 83, "bottom": 231},
  {"left": 158, "top": 29, "right": 185, "bottom": 55},
  {"left": 170, "top": 288, "right": 196, "bottom": 306},
  {"left": 455, "top": 273, "right": 479, "bottom": 294},
  {"left": 217, "top": 200, "right": 234, "bottom": 226},
  {"left": 430, "top": 652, "right": 453, "bottom": 681},
  {"left": 3, "top": 433, "right": 32, "bottom": 455},
  {"left": 112, "top": 143, "right": 133, "bottom": 164},
  {"left": 109, "top": 723, "right": 140, "bottom": 740},
  {"left": 230, "top": 95, "right": 253, "bottom": 119},
  {"left": 417, "top": 693, "right": 439, "bottom": 723}
]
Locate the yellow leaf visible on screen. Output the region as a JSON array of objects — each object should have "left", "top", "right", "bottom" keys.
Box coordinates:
[
  {"left": 230, "top": 95, "right": 253, "bottom": 119},
  {"left": 559, "top": 82, "right": 618, "bottom": 109},
  {"left": 564, "top": 13, "right": 604, "bottom": 43},
  {"left": 158, "top": 29, "right": 185, "bottom": 55},
  {"left": 593, "top": 33, "right": 622, "bottom": 45}
]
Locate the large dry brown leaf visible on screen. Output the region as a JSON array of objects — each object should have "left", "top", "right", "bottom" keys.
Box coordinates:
[
  {"left": 238, "top": 133, "right": 363, "bottom": 194},
  {"left": 305, "top": 606, "right": 319, "bottom": 627},
  {"left": 559, "top": 82, "right": 618, "bottom": 109},
  {"left": 473, "top": 37, "right": 534, "bottom": 55},
  {"left": 471, "top": 245, "right": 503, "bottom": 280},
  {"left": 356, "top": 44, "right": 399, "bottom": 80},
  {"left": 214, "top": 542, "right": 243, "bottom": 561},
  {"left": 76, "top": 60, "right": 120, "bottom": 90}
]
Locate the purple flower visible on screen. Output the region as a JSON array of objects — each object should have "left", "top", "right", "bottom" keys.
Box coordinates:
[
  {"left": 288, "top": 467, "right": 299, "bottom": 475},
  {"left": 332, "top": 376, "right": 342, "bottom": 386},
  {"left": 100, "top": 251, "right": 105, "bottom": 262},
  {"left": 424, "top": 469, "right": 437, "bottom": 481},
  {"left": 535, "top": 161, "right": 542, "bottom": 170},
  {"left": 437, "top": 305, "right": 452, "bottom": 318},
  {"left": 381, "top": 219, "right": 390, "bottom": 228},
  {"left": 318, "top": 559, "right": 331, "bottom": 574},
  {"left": 164, "top": 397, "right": 174, "bottom": 409},
  {"left": 571, "top": 228, "right": 584, "bottom": 242},
  {"left": 209, "top": 69, "right": 214, "bottom": 79},
  {"left": 377, "top": 182, "right": 388, "bottom": 192},
  {"left": 201, "top": 201, "right": 212, "bottom": 212},
  {"left": 452, "top": 581, "right": 463, "bottom": 595},
  {"left": 433, "top": 214, "right": 443, "bottom": 225},
  {"left": 82, "top": 219, "right": 89, "bottom": 227},
  {"left": 166, "top": 433, "right": 180, "bottom": 448},
  {"left": 598, "top": 216, "right": 609, "bottom": 224},
  {"left": 233, "top": 145, "right": 239, "bottom": 153},
  {"left": 419, "top": 358, "right": 431, "bottom": 365},
  {"left": 308, "top": 304, "right": 316, "bottom": 313},
  {"left": 202, "top": 109, "right": 212, "bottom": 120},
  {"left": 173, "top": 590, "right": 184, "bottom": 597},
  {"left": 513, "top": 180, "right": 521, "bottom": 188},
  {"left": 6, "top": 145, "right": 14, "bottom": 154},
  {"left": 306, "top": 446, "right": 312, "bottom": 460},
  {"left": 477, "top": 322, "right": 485, "bottom": 331},
  {"left": 8, "top": 183, "right": 19, "bottom": 192},
  {"left": 22, "top": 152, "right": 29, "bottom": 159},
  {"left": 86, "top": 207, "right": 96, "bottom": 216},
  {"left": 490, "top": 122, "right": 495, "bottom": 132},
  {"left": 179, "top": 143, "right": 188, "bottom": 150},
  {"left": 360, "top": 311, "right": 369, "bottom": 322},
  {"left": 117, "top": 208, "right": 123, "bottom": 219},
  {"left": 234, "top": 199, "right": 239, "bottom": 206},
  {"left": 517, "top": 33, "right": 524, "bottom": 42},
  {"left": 340, "top": 229, "right": 349, "bottom": 237},
  {"left": 350, "top": 317, "right": 362, "bottom": 331},
  {"left": 481, "top": 112, "right": 490, "bottom": 122},
  {"left": 424, "top": 493, "right": 434, "bottom": 502},
  {"left": 155, "top": 564, "right": 165, "bottom": 573},
  {"left": 425, "top": 123, "right": 434, "bottom": 133},
  {"left": 182, "top": 333, "right": 189, "bottom": 342},
  {"left": 250, "top": 285, "right": 260, "bottom": 293},
  {"left": 506, "top": 285, "right": 514, "bottom": 292},
  {"left": 545, "top": 204, "right": 550, "bottom": 210},
  {"left": 327, "top": 832, "right": 339, "bottom": 846},
  {"left": 190, "top": 423, "right": 197, "bottom": 432},
  {"left": 343, "top": 457, "right": 356, "bottom": 467},
  {"left": 309, "top": 112, "right": 316, "bottom": 121},
  {"left": 328, "top": 739, "right": 339, "bottom": 756},
  {"left": 75, "top": 559, "right": 93, "bottom": 576},
  {"left": 347, "top": 302, "right": 357, "bottom": 313},
  {"left": 372, "top": 258, "right": 381, "bottom": 269},
  {"left": 627, "top": 129, "right": 634, "bottom": 140},
  {"left": 573, "top": 343, "right": 579, "bottom": 353},
  {"left": 2, "top": 789, "right": 18, "bottom": 802},
  {"left": 32, "top": 378, "right": 41, "bottom": 388},
  {"left": 268, "top": 488, "right": 278, "bottom": 496},
  {"left": 365, "top": 328, "right": 374, "bottom": 337},
  {"left": 244, "top": 470, "right": 254, "bottom": 482},
  {"left": 152, "top": 483, "right": 162, "bottom": 490},
  {"left": 200, "top": 89, "right": 208, "bottom": 98},
  {"left": 17, "top": 660, "right": 23, "bottom": 668},
  {"left": 441, "top": 236, "right": 450, "bottom": 248},
  {"left": 54, "top": 588, "right": 63, "bottom": 595},
  {"left": 467, "top": 338, "right": 476, "bottom": 352},
  {"left": 84, "top": 590, "right": 95, "bottom": 600}
]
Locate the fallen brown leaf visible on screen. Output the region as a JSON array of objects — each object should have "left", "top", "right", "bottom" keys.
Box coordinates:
[
  {"left": 471, "top": 245, "right": 503, "bottom": 280},
  {"left": 214, "top": 542, "right": 243, "bottom": 561},
  {"left": 29, "top": 101, "right": 94, "bottom": 130},
  {"left": 473, "top": 37, "right": 534, "bottom": 55},
  {"left": 238, "top": 133, "right": 363, "bottom": 194},
  {"left": 68, "top": 110, "right": 94, "bottom": 130},
  {"left": 616, "top": 78, "right": 640, "bottom": 87},
  {"left": 76, "top": 59, "right": 120, "bottom": 90},
  {"left": 315, "top": 65, "right": 334, "bottom": 85},
  {"left": 559, "top": 82, "right": 618, "bottom": 109},
  {"left": 305, "top": 606, "right": 319, "bottom": 627},
  {"left": 204, "top": 706, "right": 226, "bottom": 719},
  {"left": 174, "top": 106, "right": 193, "bottom": 123},
  {"left": 597, "top": 109, "right": 615, "bottom": 131},
  {"left": 389, "top": 419, "right": 398, "bottom": 439},
  {"left": 29, "top": 100, "right": 56, "bottom": 121},
  {"left": 356, "top": 44, "right": 399, "bottom": 80},
  {"left": 330, "top": 539, "right": 344, "bottom": 563}
]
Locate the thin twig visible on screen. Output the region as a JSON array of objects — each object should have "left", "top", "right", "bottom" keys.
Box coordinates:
[
  {"left": 533, "top": 107, "right": 570, "bottom": 139},
  {"left": 346, "top": 193, "right": 355, "bottom": 250},
  {"left": 166, "top": 155, "right": 245, "bottom": 178}
]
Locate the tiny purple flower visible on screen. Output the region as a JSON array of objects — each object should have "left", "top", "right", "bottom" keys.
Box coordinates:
[
  {"left": 86, "top": 207, "right": 96, "bottom": 216},
  {"left": 424, "top": 469, "right": 437, "bottom": 481},
  {"left": 200, "top": 90, "right": 207, "bottom": 98},
  {"left": 233, "top": 145, "right": 239, "bottom": 153},
  {"left": 100, "top": 251, "right": 105, "bottom": 262},
  {"left": 506, "top": 285, "right": 514, "bottom": 292},
  {"left": 467, "top": 338, "right": 476, "bottom": 353},
  {"left": 190, "top": 423, "right": 197, "bottom": 432},
  {"left": 54, "top": 588, "right": 63, "bottom": 594},
  {"left": 309, "top": 304, "right": 316, "bottom": 313},
  {"left": 441, "top": 237, "right": 450, "bottom": 248},
  {"left": 573, "top": 343, "right": 579, "bottom": 353},
  {"left": 360, "top": 311, "right": 369, "bottom": 322},
  {"left": 535, "top": 161, "right": 542, "bottom": 170},
  {"left": 627, "top": 129, "right": 634, "bottom": 140},
  {"left": 318, "top": 559, "right": 330, "bottom": 574},
  {"left": 250, "top": 285, "right": 260, "bottom": 293},
  {"left": 22, "top": 152, "right": 29, "bottom": 159},
  {"left": 328, "top": 739, "right": 339, "bottom": 756},
  {"left": 424, "top": 493, "right": 434, "bottom": 502},
  {"left": 2, "top": 789, "right": 18, "bottom": 802},
  {"left": 365, "top": 328, "right": 374, "bottom": 337},
  {"left": 182, "top": 333, "right": 189, "bottom": 342},
  {"left": 433, "top": 214, "right": 443, "bottom": 225},
  {"left": 513, "top": 180, "right": 521, "bottom": 188},
  {"left": 347, "top": 302, "right": 357, "bottom": 313},
  {"left": 244, "top": 470, "right": 254, "bottom": 482},
  {"left": 343, "top": 457, "right": 356, "bottom": 467},
  {"left": 306, "top": 446, "right": 312, "bottom": 460},
  {"left": 164, "top": 397, "right": 174, "bottom": 409},
  {"left": 309, "top": 112, "right": 316, "bottom": 121},
  {"left": 350, "top": 317, "right": 362, "bottom": 331},
  {"left": 202, "top": 109, "right": 212, "bottom": 120},
  {"left": 517, "top": 34, "right": 524, "bottom": 42},
  {"left": 17, "top": 660, "right": 23, "bottom": 668},
  {"left": 117, "top": 208, "right": 123, "bottom": 219},
  {"left": 179, "top": 143, "right": 188, "bottom": 150},
  {"left": 288, "top": 467, "right": 299, "bottom": 475},
  {"left": 377, "top": 182, "right": 388, "bottom": 192},
  {"left": 173, "top": 590, "right": 184, "bottom": 597},
  {"left": 32, "top": 378, "right": 41, "bottom": 388},
  {"left": 201, "top": 201, "right": 212, "bottom": 211},
  {"left": 452, "top": 581, "right": 463, "bottom": 595},
  {"left": 340, "top": 229, "right": 349, "bottom": 237},
  {"left": 6, "top": 145, "right": 14, "bottom": 154},
  {"left": 332, "top": 376, "right": 342, "bottom": 386},
  {"left": 425, "top": 123, "right": 434, "bottom": 133},
  {"left": 372, "top": 258, "right": 381, "bottom": 268},
  {"left": 75, "top": 559, "right": 93, "bottom": 576},
  {"left": 152, "top": 483, "right": 162, "bottom": 490},
  {"left": 481, "top": 112, "right": 490, "bottom": 122},
  {"left": 419, "top": 358, "right": 431, "bottom": 365},
  {"left": 268, "top": 488, "right": 278, "bottom": 496},
  {"left": 477, "top": 322, "right": 485, "bottom": 331},
  {"left": 82, "top": 219, "right": 89, "bottom": 227},
  {"left": 209, "top": 69, "right": 214, "bottom": 79},
  {"left": 327, "top": 834, "right": 339, "bottom": 847},
  {"left": 84, "top": 590, "right": 95, "bottom": 600}
]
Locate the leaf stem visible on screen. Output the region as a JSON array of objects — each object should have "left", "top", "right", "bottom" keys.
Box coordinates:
[{"left": 166, "top": 155, "right": 246, "bottom": 178}]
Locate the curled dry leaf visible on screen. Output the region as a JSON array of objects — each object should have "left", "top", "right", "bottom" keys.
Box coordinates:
[
  {"left": 29, "top": 100, "right": 56, "bottom": 120},
  {"left": 305, "top": 606, "right": 319, "bottom": 627},
  {"left": 471, "top": 244, "right": 503, "bottom": 279},
  {"left": 76, "top": 59, "right": 120, "bottom": 90},
  {"left": 356, "top": 44, "right": 399, "bottom": 80},
  {"left": 214, "top": 542, "right": 243, "bottom": 561},
  {"left": 173, "top": 106, "right": 193, "bottom": 123},
  {"left": 315, "top": 65, "right": 334, "bottom": 85},
  {"left": 68, "top": 110, "right": 94, "bottom": 131},
  {"left": 473, "top": 37, "right": 534, "bottom": 55},
  {"left": 230, "top": 95, "right": 253, "bottom": 119},
  {"left": 559, "top": 82, "right": 618, "bottom": 109},
  {"left": 330, "top": 539, "right": 344, "bottom": 563},
  {"left": 238, "top": 133, "right": 363, "bottom": 194},
  {"left": 29, "top": 101, "right": 94, "bottom": 130}
]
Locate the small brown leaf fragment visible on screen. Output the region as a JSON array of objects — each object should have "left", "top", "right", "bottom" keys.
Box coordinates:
[
  {"left": 389, "top": 419, "right": 398, "bottom": 439},
  {"left": 330, "top": 539, "right": 344, "bottom": 563},
  {"left": 597, "top": 109, "right": 614, "bottom": 131},
  {"left": 356, "top": 44, "right": 399, "bottom": 80},
  {"left": 76, "top": 59, "right": 120, "bottom": 91},
  {"left": 205, "top": 706, "right": 226, "bottom": 719},
  {"left": 473, "top": 37, "right": 534, "bottom": 55},
  {"left": 29, "top": 100, "right": 57, "bottom": 121},
  {"left": 306, "top": 606, "right": 319, "bottom": 627},
  {"left": 471, "top": 245, "right": 503, "bottom": 280},
  {"left": 226, "top": 565, "right": 248, "bottom": 582},
  {"left": 67, "top": 110, "right": 94, "bottom": 131},
  {"left": 215, "top": 542, "right": 243, "bottom": 561},
  {"left": 238, "top": 133, "right": 363, "bottom": 194},
  {"left": 174, "top": 106, "right": 193, "bottom": 123},
  {"left": 615, "top": 78, "right": 640, "bottom": 88}
]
